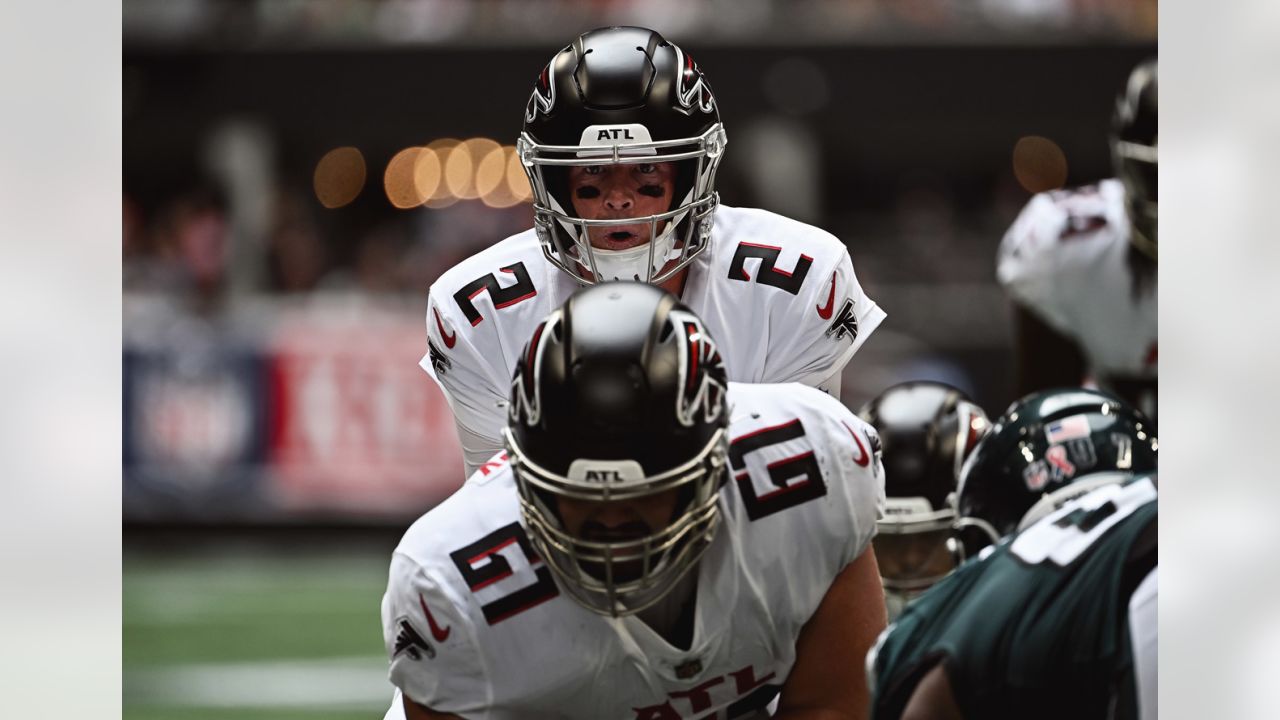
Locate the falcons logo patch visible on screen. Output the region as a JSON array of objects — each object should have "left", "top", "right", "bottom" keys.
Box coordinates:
[
  {"left": 427, "top": 338, "right": 452, "bottom": 375},
  {"left": 394, "top": 617, "right": 436, "bottom": 661},
  {"left": 824, "top": 298, "right": 858, "bottom": 343}
]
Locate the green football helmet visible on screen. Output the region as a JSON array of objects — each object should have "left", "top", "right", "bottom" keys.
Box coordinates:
[{"left": 950, "top": 387, "right": 1157, "bottom": 561}]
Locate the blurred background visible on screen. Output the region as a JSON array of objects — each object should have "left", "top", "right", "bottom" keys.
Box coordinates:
[{"left": 121, "top": 1, "right": 1154, "bottom": 717}]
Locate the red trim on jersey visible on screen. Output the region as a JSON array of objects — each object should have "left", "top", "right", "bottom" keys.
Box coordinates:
[
  {"left": 494, "top": 266, "right": 539, "bottom": 308},
  {"left": 733, "top": 417, "right": 803, "bottom": 444},
  {"left": 753, "top": 451, "right": 818, "bottom": 501},
  {"left": 468, "top": 536, "right": 518, "bottom": 565},
  {"left": 484, "top": 592, "right": 559, "bottom": 625}
]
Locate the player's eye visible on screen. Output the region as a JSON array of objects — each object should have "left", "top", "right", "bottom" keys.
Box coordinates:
[
  {"left": 636, "top": 163, "right": 656, "bottom": 174},
  {"left": 583, "top": 165, "right": 604, "bottom": 176}
]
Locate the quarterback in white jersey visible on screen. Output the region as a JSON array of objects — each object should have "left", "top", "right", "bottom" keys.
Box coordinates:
[
  {"left": 996, "top": 60, "right": 1157, "bottom": 419},
  {"left": 384, "top": 283, "right": 887, "bottom": 719},
  {"left": 421, "top": 26, "right": 883, "bottom": 475}
]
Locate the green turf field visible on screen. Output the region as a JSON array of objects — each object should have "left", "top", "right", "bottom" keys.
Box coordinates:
[{"left": 124, "top": 539, "right": 397, "bottom": 719}]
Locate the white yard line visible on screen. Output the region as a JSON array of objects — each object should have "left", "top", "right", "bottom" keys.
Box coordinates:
[{"left": 125, "top": 656, "right": 392, "bottom": 709}]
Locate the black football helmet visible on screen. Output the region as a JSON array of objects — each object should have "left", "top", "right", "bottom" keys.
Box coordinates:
[
  {"left": 1111, "top": 58, "right": 1158, "bottom": 259},
  {"left": 506, "top": 282, "right": 729, "bottom": 616},
  {"left": 859, "top": 382, "right": 989, "bottom": 615},
  {"left": 951, "top": 387, "right": 1157, "bottom": 562},
  {"left": 518, "top": 26, "right": 727, "bottom": 285}
]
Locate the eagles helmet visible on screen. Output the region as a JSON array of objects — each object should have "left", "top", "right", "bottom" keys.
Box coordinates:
[
  {"left": 506, "top": 282, "right": 729, "bottom": 617},
  {"left": 518, "top": 26, "right": 727, "bottom": 285},
  {"left": 1111, "top": 58, "right": 1158, "bottom": 259},
  {"left": 859, "top": 382, "right": 989, "bottom": 615},
  {"left": 951, "top": 387, "right": 1157, "bottom": 562}
]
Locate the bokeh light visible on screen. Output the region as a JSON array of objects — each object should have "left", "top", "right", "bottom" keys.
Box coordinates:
[
  {"left": 425, "top": 138, "right": 461, "bottom": 208},
  {"left": 381, "top": 140, "right": 536, "bottom": 210},
  {"left": 507, "top": 147, "right": 533, "bottom": 203},
  {"left": 413, "top": 148, "right": 443, "bottom": 203},
  {"left": 384, "top": 147, "right": 429, "bottom": 209},
  {"left": 475, "top": 144, "right": 508, "bottom": 199},
  {"left": 1012, "top": 135, "right": 1069, "bottom": 194},
  {"left": 446, "top": 137, "right": 501, "bottom": 201},
  {"left": 313, "top": 146, "right": 366, "bottom": 209}
]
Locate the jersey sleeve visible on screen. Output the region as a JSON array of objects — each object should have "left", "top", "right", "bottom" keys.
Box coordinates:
[
  {"left": 808, "top": 390, "right": 886, "bottom": 566},
  {"left": 382, "top": 550, "right": 491, "bottom": 717},
  {"left": 993, "top": 190, "right": 1075, "bottom": 335},
  {"left": 765, "top": 244, "right": 886, "bottom": 392},
  {"left": 420, "top": 292, "right": 509, "bottom": 476}
]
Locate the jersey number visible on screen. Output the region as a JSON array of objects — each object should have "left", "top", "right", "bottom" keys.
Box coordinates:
[
  {"left": 729, "top": 418, "right": 826, "bottom": 520},
  {"left": 1009, "top": 479, "right": 1155, "bottom": 567},
  {"left": 727, "top": 242, "right": 812, "bottom": 295},
  {"left": 453, "top": 262, "right": 538, "bottom": 327},
  {"left": 449, "top": 522, "right": 559, "bottom": 625}
]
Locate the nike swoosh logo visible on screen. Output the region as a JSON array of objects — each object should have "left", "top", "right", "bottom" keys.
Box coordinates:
[
  {"left": 844, "top": 422, "right": 870, "bottom": 467},
  {"left": 419, "top": 593, "right": 451, "bottom": 642},
  {"left": 816, "top": 272, "right": 837, "bottom": 319},
  {"left": 433, "top": 307, "right": 457, "bottom": 349}
]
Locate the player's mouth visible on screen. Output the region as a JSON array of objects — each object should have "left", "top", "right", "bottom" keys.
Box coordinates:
[{"left": 588, "top": 226, "right": 648, "bottom": 250}]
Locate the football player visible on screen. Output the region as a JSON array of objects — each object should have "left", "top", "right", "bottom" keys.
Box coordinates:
[
  {"left": 857, "top": 382, "right": 989, "bottom": 621},
  {"left": 423, "top": 26, "right": 884, "bottom": 476},
  {"left": 867, "top": 387, "right": 1158, "bottom": 720},
  {"left": 949, "top": 387, "right": 1156, "bottom": 563},
  {"left": 996, "top": 60, "right": 1158, "bottom": 420},
  {"left": 867, "top": 475, "right": 1157, "bottom": 720},
  {"left": 383, "top": 282, "right": 887, "bottom": 719}
]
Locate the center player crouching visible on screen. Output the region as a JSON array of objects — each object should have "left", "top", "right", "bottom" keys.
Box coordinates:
[{"left": 382, "top": 283, "right": 888, "bottom": 719}]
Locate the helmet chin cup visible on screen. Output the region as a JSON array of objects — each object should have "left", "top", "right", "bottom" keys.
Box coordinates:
[{"left": 573, "top": 220, "right": 679, "bottom": 283}]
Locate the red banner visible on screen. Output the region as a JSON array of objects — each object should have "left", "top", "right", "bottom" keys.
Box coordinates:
[{"left": 267, "top": 303, "right": 465, "bottom": 516}]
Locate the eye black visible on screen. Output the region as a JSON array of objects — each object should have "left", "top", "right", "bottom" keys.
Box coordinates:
[{"left": 576, "top": 186, "right": 601, "bottom": 199}]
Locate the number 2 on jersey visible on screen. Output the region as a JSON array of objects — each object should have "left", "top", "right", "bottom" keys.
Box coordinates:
[
  {"left": 453, "top": 262, "right": 538, "bottom": 327},
  {"left": 726, "top": 242, "right": 812, "bottom": 295}
]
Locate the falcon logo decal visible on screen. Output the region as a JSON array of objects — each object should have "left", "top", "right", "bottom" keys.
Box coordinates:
[
  {"left": 669, "top": 310, "right": 727, "bottom": 428},
  {"left": 510, "top": 318, "right": 553, "bottom": 426},
  {"left": 393, "top": 617, "right": 435, "bottom": 661},
  {"left": 524, "top": 61, "right": 557, "bottom": 123},
  {"left": 672, "top": 45, "right": 716, "bottom": 115},
  {"left": 427, "top": 338, "right": 452, "bottom": 375},
  {"left": 824, "top": 298, "right": 859, "bottom": 343}
]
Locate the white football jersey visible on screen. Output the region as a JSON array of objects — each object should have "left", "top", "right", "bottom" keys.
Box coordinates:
[
  {"left": 421, "top": 205, "right": 885, "bottom": 474},
  {"left": 997, "top": 179, "right": 1158, "bottom": 381},
  {"left": 381, "top": 382, "right": 885, "bottom": 720}
]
